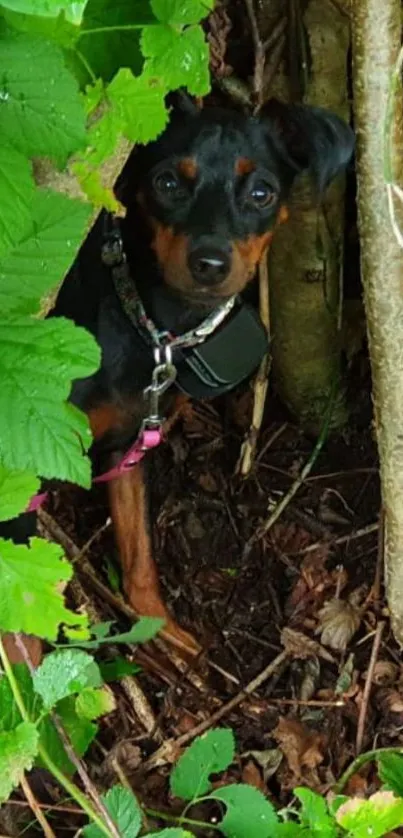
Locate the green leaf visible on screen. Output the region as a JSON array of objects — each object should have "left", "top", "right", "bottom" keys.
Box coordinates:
[
  {"left": 33, "top": 649, "right": 102, "bottom": 708},
  {"left": 107, "top": 69, "right": 169, "bottom": 145},
  {"left": 99, "top": 658, "right": 141, "bottom": 682},
  {"left": 75, "top": 686, "right": 116, "bottom": 720},
  {"left": 336, "top": 791, "right": 403, "bottom": 838},
  {"left": 170, "top": 728, "right": 235, "bottom": 800},
  {"left": 78, "top": 0, "right": 146, "bottom": 83},
  {"left": 0, "top": 466, "right": 39, "bottom": 521},
  {"left": 0, "top": 317, "right": 100, "bottom": 486},
  {"left": 0, "top": 536, "right": 88, "bottom": 639},
  {"left": 0, "top": 7, "right": 78, "bottom": 47},
  {"left": 0, "top": 665, "right": 97, "bottom": 775},
  {"left": 73, "top": 616, "right": 165, "bottom": 649},
  {"left": 210, "top": 785, "right": 279, "bottom": 838},
  {"left": 294, "top": 788, "right": 337, "bottom": 838},
  {"left": 142, "top": 24, "right": 210, "bottom": 96},
  {"left": 378, "top": 752, "right": 403, "bottom": 797},
  {"left": 0, "top": 721, "right": 39, "bottom": 803},
  {"left": 0, "top": 190, "right": 91, "bottom": 316},
  {"left": 0, "top": 0, "right": 89, "bottom": 24},
  {"left": 0, "top": 145, "right": 34, "bottom": 260},
  {"left": 83, "top": 785, "right": 142, "bottom": 838},
  {"left": 0, "top": 34, "right": 86, "bottom": 165},
  {"left": 151, "top": 0, "right": 213, "bottom": 25},
  {"left": 149, "top": 832, "right": 193, "bottom": 837}
]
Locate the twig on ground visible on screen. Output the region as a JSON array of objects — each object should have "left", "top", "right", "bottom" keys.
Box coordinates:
[
  {"left": 20, "top": 775, "right": 56, "bottom": 838},
  {"left": 299, "top": 521, "right": 379, "bottom": 555},
  {"left": 262, "top": 33, "right": 287, "bottom": 99},
  {"left": 14, "top": 636, "right": 121, "bottom": 838},
  {"left": 244, "top": 0, "right": 265, "bottom": 110},
  {"left": 244, "top": 381, "right": 337, "bottom": 555},
  {"left": 237, "top": 256, "right": 271, "bottom": 477},
  {"left": 266, "top": 697, "right": 345, "bottom": 707},
  {"left": 143, "top": 649, "right": 289, "bottom": 770},
  {"left": 355, "top": 621, "right": 385, "bottom": 755},
  {"left": 38, "top": 508, "right": 207, "bottom": 693}
]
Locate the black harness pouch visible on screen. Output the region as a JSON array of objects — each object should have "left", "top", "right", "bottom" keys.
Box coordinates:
[{"left": 175, "top": 303, "right": 268, "bottom": 399}]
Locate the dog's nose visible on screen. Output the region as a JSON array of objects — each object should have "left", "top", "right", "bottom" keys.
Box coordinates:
[{"left": 188, "top": 244, "right": 231, "bottom": 286}]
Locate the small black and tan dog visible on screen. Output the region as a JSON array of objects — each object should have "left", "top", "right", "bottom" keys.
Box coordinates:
[{"left": 3, "top": 99, "right": 354, "bottom": 661}]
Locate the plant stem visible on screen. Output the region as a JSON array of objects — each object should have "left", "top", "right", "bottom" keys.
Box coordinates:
[
  {"left": 74, "top": 48, "right": 97, "bottom": 84},
  {"left": 79, "top": 24, "right": 147, "bottom": 36},
  {"left": 0, "top": 638, "right": 112, "bottom": 838},
  {"left": 145, "top": 807, "right": 220, "bottom": 831},
  {"left": 334, "top": 746, "right": 403, "bottom": 794}
]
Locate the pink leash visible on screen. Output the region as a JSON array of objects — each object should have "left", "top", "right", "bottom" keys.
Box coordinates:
[{"left": 26, "top": 426, "right": 163, "bottom": 512}]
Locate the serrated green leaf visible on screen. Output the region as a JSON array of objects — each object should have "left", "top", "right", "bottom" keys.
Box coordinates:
[
  {"left": 76, "top": 686, "right": 116, "bottom": 719},
  {"left": 85, "top": 106, "right": 121, "bottom": 166},
  {"left": 0, "top": 0, "right": 88, "bottom": 24},
  {"left": 210, "top": 785, "right": 279, "bottom": 838},
  {"left": 378, "top": 752, "right": 403, "bottom": 797},
  {"left": 0, "top": 466, "right": 39, "bottom": 521},
  {"left": 0, "top": 665, "right": 97, "bottom": 775},
  {"left": 0, "top": 34, "right": 86, "bottom": 165},
  {"left": 0, "top": 536, "right": 88, "bottom": 639},
  {"left": 0, "top": 190, "right": 91, "bottom": 316},
  {"left": 151, "top": 0, "right": 213, "bottom": 24},
  {"left": 83, "top": 785, "right": 142, "bottom": 838},
  {"left": 0, "top": 145, "right": 34, "bottom": 260},
  {"left": 294, "top": 788, "right": 337, "bottom": 838},
  {"left": 0, "top": 721, "right": 39, "bottom": 803},
  {"left": 142, "top": 24, "right": 210, "bottom": 96},
  {"left": 170, "top": 729, "right": 235, "bottom": 800},
  {"left": 73, "top": 163, "right": 120, "bottom": 212},
  {"left": 33, "top": 649, "right": 101, "bottom": 708},
  {"left": 107, "top": 69, "right": 168, "bottom": 145},
  {"left": 336, "top": 791, "right": 403, "bottom": 838},
  {"left": 73, "top": 616, "right": 164, "bottom": 649},
  {"left": 0, "top": 317, "right": 100, "bottom": 486}
]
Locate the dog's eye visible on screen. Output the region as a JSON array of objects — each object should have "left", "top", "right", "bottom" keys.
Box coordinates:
[
  {"left": 154, "top": 170, "right": 180, "bottom": 194},
  {"left": 249, "top": 182, "right": 277, "bottom": 208}
]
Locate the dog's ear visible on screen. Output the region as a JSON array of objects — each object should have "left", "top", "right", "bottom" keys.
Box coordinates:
[{"left": 262, "top": 99, "right": 354, "bottom": 193}]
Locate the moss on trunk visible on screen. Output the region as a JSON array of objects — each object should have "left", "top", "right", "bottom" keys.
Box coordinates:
[{"left": 269, "top": 0, "right": 350, "bottom": 431}]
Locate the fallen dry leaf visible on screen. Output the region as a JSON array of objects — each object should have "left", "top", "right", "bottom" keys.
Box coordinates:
[
  {"left": 375, "top": 688, "right": 403, "bottom": 715},
  {"left": 317, "top": 598, "right": 361, "bottom": 650},
  {"left": 242, "top": 748, "right": 283, "bottom": 783},
  {"left": 272, "top": 717, "right": 326, "bottom": 780},
  {"left": 281, "top": 627, "right": 335, "bottom": 663},
  {"left": 367, "top": 660, "right": 398, "bottom": 686},
  {"left": 241, "top": 759, "right": 265, "bottom": 791}
]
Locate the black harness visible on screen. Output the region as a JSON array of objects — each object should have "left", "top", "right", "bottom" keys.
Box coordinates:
[{"left": 102, "top": 215, "right": 268, "bottom": 401}]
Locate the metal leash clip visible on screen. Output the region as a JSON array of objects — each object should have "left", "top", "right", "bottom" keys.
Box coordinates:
[{"left": 142, "top": 344, "right": 177, "bottom": 430}]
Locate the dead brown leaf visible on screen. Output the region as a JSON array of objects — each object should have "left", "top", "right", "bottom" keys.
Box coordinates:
[
  {"left": 281, "top": 627, "right": 335, "bottom": 663},
  {"left": 317, "top": 598, "right": 361, "bottom": 651},
  {"left": 367, "top": 660, "right": 398, "bottom": 686},
  {"left": 272, "top": 717, "right": 326, "bottom": 780},
  {"left": 242, "top": 748, "right": 283, "bottom": 783},
  {"left": 241, "top": 759, "right": 265, "bottom": 791}
]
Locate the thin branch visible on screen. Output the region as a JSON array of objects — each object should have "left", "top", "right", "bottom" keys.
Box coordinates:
[
  {"left": 143, "top": 649, "right": 289, "bottom": 771},
  {"left": 20, "top": 775, "right": 56, "bottom": 838},
  {"left": 14, "top": 636, "right": 121, "bottom": 838},
  {"left": 355, "top": 621, "right": 385, "bottom": 754},
  {"left": 244, "top": 0, "right": 265, "bottom": 111}
]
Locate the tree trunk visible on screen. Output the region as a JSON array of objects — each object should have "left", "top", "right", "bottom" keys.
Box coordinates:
[
  {"left": 269, "top": 0, "right": 350, "bottom": 431},
  {"left": 351, "top": 1, "right": 403, "bottom": 643}
]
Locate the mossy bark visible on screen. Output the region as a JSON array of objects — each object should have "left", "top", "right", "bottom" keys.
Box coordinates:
[
  {"left": 351, "top": 1, "right": 403, "bottom": 644},
  {"left": 269, "top": 0, "right": 350, "bottom": 431}
]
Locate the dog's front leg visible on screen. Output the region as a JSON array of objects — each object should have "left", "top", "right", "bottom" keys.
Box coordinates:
[{"left": 108, "top": 460, "right": 200, "bottom": 657}]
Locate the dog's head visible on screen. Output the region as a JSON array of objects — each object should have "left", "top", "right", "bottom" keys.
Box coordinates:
[{"left": 124, "top": 101, "right": 354, "bottom": 305}]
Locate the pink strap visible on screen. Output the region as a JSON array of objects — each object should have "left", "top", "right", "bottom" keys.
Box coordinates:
[
  {"left": 93, "top": 427, "right": 162, "bottom": 484},
  {"left": 26, "top": 491, "right": 49, "bottom": 512},
  {"left": 25, "top": 427, "right": 162, "bottom": 511}
]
